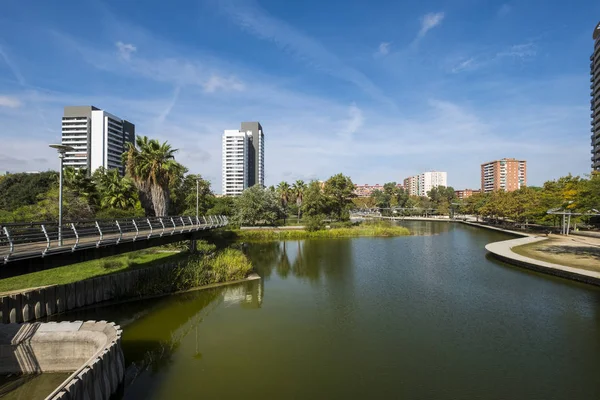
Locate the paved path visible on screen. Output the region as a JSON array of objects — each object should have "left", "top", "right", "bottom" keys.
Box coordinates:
[{"left": 485, "top": 236, "right": 600, "bottom": 286}]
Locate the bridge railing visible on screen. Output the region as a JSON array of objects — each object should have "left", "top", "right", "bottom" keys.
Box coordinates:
[{"left": 0, "top": 215, "right": 229, "bottom": 264}]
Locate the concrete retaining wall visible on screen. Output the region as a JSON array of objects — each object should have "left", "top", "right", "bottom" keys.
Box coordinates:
[
  {"left": 0, "top": 321, "right": 124, "bottom": 400},
  {"left": 0, "top": 262, "right": 180, "bottom": 324}
]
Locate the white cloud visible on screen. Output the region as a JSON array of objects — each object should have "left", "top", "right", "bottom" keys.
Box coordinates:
[
  {"left": 377, "top": 42, "right": 391, "bottom": 56},
  {"left": 418, "top": 12, "right": 445, "bottom": 39},
  {"left": 116, "top": 41, "right": 137, "bottom": 60},
  {"left": 497, "top": 43, "right": 536, "bottom": 59},
  {"left": 450, "top": 43, "right": 536, "bottom": 73},
  {"left": 215, "top": 0, "right": 394, "bottom": 107},
  {"left": 202, "top": 75, "right": 245, "bottom": 93},
  {"left": 0, "top": 95, "right": 21, "bottom": 108},
  {"left": 339, "top": 103, "right": 364, "bottom": 139}
]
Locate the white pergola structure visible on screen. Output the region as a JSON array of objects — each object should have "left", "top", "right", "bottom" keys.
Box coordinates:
[{"left": 546, "top": 208, "right": 600, "bottom": 235}]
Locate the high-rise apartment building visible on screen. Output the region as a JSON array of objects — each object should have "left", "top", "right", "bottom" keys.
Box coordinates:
[
  {"left": 61, "top": 106, "right": 135, "bottom": 176},
  {"left": 480, "top": 158, "right": 526, "bottom": 193},
  {"left": 222, "top": 122, "right": 265, "bottom": 196},
  {"left": 591, "top": 21, "right": 600, "bottom": 170},
  {"left": 403, "top": 172, "right": 447, "bottom": 197},
  {"left": 403, "top": 176, "right": 418, "bottom": 196}
]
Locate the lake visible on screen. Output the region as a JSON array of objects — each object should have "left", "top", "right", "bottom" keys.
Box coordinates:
[{"left": 55, "top": 221, "right": 600, "bottom": 399}]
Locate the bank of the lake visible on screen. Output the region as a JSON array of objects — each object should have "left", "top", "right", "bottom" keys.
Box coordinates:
[
  {"left": 51, "top": 220, "right": 600, "bottom": 400},
  {"left": 234, "top": 223, "right": 410, "bottom": 241}
]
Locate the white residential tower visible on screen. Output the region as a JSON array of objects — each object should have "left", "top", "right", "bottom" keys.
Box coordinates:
[
  {"left": 61, "top": 106, "right": 135, "bottom": 175},
  {"left": 222, "top": 122, "right": 265, "bottom": 196}
]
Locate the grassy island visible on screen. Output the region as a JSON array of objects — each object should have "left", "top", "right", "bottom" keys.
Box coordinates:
[{"left": 234, "top": 223, "right": 411, "bottom": 241}]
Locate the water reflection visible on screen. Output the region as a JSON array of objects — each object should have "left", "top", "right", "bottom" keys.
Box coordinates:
[
  {"left": 394, "top": 219, "right": 453, "bottom": 236},
  {"left": 247, "top": 239, "right": 355, "bottom": 283},
  {"left": 53, "top": 279, "right": 263, "bottom": 396}
]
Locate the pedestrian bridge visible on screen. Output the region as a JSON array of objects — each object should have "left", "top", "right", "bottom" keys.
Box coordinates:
[{"left": 0, "top": 216, "right": 228, "bottom": 277}]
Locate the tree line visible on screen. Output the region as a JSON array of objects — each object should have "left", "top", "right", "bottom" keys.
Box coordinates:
[
  {"left": 352, "top": 183, "right": 458, "bottom": 216},
  {"left": 0, "top": 136, "right": 230, "bottom": 223},
  {"left": 232, "top": 173, "right": 355, "bottom": 229},
  {"left": 461, "top": 174, "right": 600, "bottom": 226},
  {"left": 354, "top": 173, "right": 600, "bottom": 227}
]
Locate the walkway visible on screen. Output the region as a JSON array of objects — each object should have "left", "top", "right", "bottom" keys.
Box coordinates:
[
  {"left": 1, "top": 215, "right": 228, "bottom": 264},
  {"left": 485, "top": 236, "right": 600, "bottom": 286}
]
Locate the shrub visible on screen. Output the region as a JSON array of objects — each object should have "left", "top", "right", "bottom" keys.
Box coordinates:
[
  {"left": 102, "top": 260, "right": 122, "bottom": 269},
  {"left": 305, "top": 214, "right": 325, "bottom": 231}
]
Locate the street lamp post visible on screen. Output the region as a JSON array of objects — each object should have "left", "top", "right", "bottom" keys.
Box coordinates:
[
  {"left": 196, "top": 178, "right": 200, "bottom": 224},
  {"left": 49, "top": 144, "right": 75, "bottom": 246}
]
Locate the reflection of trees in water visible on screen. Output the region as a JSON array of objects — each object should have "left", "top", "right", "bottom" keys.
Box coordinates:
[
  {"left": 53, "top": 279, "right": 263, "bottom": 393},
  {"left": 249, "top": 239, "right": 354, "bottom": 283}
]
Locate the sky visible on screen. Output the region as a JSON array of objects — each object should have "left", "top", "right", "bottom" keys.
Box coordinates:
[{"left": 0, "top": 0, "right": 599, "bottom": 193}]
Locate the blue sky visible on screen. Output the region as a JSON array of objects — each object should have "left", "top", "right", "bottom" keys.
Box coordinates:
[{"left": 0, "top": 0, "right": 599, "bottom": 192}]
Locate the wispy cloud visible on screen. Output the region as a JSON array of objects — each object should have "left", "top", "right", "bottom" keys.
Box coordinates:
[
  {"left": 377, "top": 42, "right": 391, "bottom": 56},
  {"left": 202, "top": 75, "right": 245, "bottom": 93},
  {"left": 451, "top": 58, "right": 478, "bottom": 73},
  {"left": 418, "top": 12, "right": 445, "bottom": 39},
  {"left": 338, "top": 103, "right": 364, "bottom": 139},
  {"left": 0, "top": 46, "right": 26, "bottom": 85},
  {"left": 450, "top": 42, "right": 537, "bottom": 73},
  {"left": 498, "top": 4, "right": 512, "bottom": 17},
  {"left": 56, "top": 32, "right": 246, "bottom": 94},
  {"left": 497, "top": 43, "right": 537, "bottom": 59},
  {"left": 116, "top": 41, "right": 137, "bottom": 60},
  {"left": 214, "top": 0, "right": 394, "bottom": 107},
  {"left": 0, "top": 95, "right": 21, "bottom": 108}
]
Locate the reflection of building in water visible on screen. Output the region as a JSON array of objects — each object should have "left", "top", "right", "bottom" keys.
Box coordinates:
[{"left": 222, "top": 280, "right": 263, "bottom": 309}]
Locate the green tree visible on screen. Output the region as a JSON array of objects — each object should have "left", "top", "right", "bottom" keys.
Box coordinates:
[
  {"left": 97, "top": 169, "right": 137, "bottom": 210},
  {"left": 207, "top": 196, "right": 235, "bottom": 216},
  {"left": 323, "top": 173, "right": 355, "bottom": 221},
  {"left": 123, "top": 136, "right": 187, "bottom": 216},
  {"left": 302, "top": 180, "right": 327, "bottom": 217},
  {"left": 232, "top": 185, "right": 282, "bottom": 226},
  {"left": 276, "top": 181, "right": 291, "bottom": 224},
  {"left": 292, "top": 180, "right": 307, "bottom": 221},
  {"left": 371, "top": 189, "right": 391, "bottom": 209},
  {"left": 0, "top": 171, "right": 57, "bottom": 211},
  {"left": 171, "top": 174, "right": 215, "bottom": 216}
]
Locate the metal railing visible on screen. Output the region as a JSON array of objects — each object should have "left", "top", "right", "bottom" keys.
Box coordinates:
[{"left": 0, "top": 215, "right": 228, "bottom": 264}]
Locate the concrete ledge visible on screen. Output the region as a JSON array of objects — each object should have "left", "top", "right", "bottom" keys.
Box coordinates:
[
  {"left": 485, "top": 236, "right": 600, "bottom": 286},
  {"left": 0, "top": 320, "right": 124, "bottom": 400}
]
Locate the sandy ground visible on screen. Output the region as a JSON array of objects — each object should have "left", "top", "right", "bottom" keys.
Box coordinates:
[{"left": 512, "top": 234, "right": 600, "bottom": 273}]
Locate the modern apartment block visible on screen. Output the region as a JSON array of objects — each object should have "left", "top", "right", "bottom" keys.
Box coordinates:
[
  {"left": 61, "top": 106, "right": 135, "bottom": 175},
  {"left": 480, "top": 158, "right": 526, "bottom": 193},
  {"left": 591, "top": 21, "right": 600, "bottom": 170},
  {"left": 222, "top": 122, "right": 265, "bottom": 196},
  {"left": 403, "top": 172, "right": 447, "bottom": 197},
  {"left": 455, "top": 189, "right": 480, "bottom": 200}
]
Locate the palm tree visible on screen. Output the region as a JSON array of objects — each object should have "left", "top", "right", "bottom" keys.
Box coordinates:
[
  {"left": 292, "top": 180, "right": 307, "bottom": 222},
  {"left": 123, "top": 136, "right": 186, "bottom": 216},
  {"left": 276, "top": 181, "right": 291, "bottom": 225},
  {"left": 99, "top": 169, "right": 136, "bottom": 209},
  {"left": 63, "top": 167, "right": 99, "bottom": 208}
]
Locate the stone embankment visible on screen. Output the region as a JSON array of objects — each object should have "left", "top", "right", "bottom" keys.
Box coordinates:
[
  {"left": 0, "top": 320, "right": 124, "bottom": 400},
  {"left": 0, "top": 261, "right": 180, "bottom": 323}
]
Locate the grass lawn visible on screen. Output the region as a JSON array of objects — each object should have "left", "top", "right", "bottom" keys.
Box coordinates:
[
  {"left": 0, "top": 250, "right": 188, "bottom": 294},
  {"left": 235, "top": 224, "right": 411, "bottom": 241}
]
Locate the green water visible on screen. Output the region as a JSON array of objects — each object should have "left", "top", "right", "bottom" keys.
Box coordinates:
[
  {"left": 0, "top": 373, "right": 70, "bottom": 399},
  {"left": 56, "top": 221, "right": 600, "bottom": 399}
]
